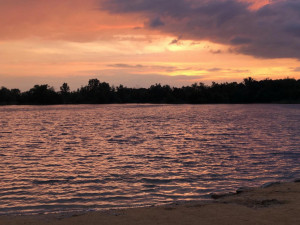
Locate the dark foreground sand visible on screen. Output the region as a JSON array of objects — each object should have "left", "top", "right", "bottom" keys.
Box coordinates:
[{"left": 1, "top": 181, "right": 299, "bottom": 225}]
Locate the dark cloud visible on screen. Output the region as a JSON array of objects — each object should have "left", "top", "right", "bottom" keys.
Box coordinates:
[
  {"left": 230, "top": 37, "right": 252, "bottom": 45},
  {"left": 169, "top": 39, "right": 179, "bottom": 45},
  {"left": 101, "top": 0, "right": 190, "bottom": 17},
  {"left": 210, "top": 49, "right": 222, "bottom": 54},
  {"left": 102, "top": 0, "right": 300, "bottom": 59},
  {"left": 148, "top": 17, "right": 165, "bottom": 27},
  {"left": 169, "top": 36, "right": 182, "bottom": 45}
]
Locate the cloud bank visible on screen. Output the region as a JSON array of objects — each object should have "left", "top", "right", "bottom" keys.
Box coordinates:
[{"left": 102, "top": 0, "right": 300, "bottom": 59}]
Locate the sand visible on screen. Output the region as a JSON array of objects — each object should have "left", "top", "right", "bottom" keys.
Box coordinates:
[{"left": 1, "top": 181, "right": 299, "bottom": 225}]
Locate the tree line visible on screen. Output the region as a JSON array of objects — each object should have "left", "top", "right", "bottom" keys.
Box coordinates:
[{"left": 1, "top": 77, "right": 300, "bottom": 105}]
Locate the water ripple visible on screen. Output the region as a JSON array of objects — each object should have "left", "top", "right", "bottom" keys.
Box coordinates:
[{"left": 0, "top": 104, "right": 299, "bottom": 215}]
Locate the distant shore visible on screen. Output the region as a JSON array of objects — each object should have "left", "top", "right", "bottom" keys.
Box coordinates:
[
  {"left": 1, "top": 180, "right": 299, "bottom": 225},
  {"left": 1, "top": 77, "right": 300, "bottom": 105}
]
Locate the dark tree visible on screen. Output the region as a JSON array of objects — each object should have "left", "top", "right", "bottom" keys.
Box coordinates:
[
  {"left": 59, "top": 83, "right": 71, "bottom": 104},
  {"left": 24, "top": 84, "right": 60, "bottom": 104},
  {"left": 78, "top": 79, "right": 112, "bottom": 103},
  {"left": 0, "top": 87, "right": 21, "bottom": 104},
  {"left": 60, "top": 83, "right": 70, "bottom": 94},
  {"left": 1, "top": 77, "right": 300, "bottom": 105}
]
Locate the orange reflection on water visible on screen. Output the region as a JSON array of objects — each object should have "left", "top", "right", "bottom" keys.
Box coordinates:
[{"left": 0, "top": 104, "right": 299, "bottom": 215}]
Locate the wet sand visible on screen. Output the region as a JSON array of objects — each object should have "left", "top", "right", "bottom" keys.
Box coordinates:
[{"left": 1, "top": 181, "right": 299, "bottom": 225}]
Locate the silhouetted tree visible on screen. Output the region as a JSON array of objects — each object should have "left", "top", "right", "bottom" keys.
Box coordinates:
[
  {"left": 78, "top": 79, "right": 112, "bottom": 103},
  {"left": 24, "top": 84, "right": 60, "bottom": 104},
  {"left": 1, "top": 77, "right": 300, "bottom": 105},
  {"left": 60, "top": 83, "right": 70, "bottom": 94},
  {"left": 59, "top": 83, "right": 71, "bottom": 104},
  {"left": 0, "top": 87, "right": 21, "bottom": 104}
]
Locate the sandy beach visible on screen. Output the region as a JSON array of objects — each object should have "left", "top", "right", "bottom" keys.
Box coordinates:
[{"left": 1, "top": 180, "right": 299, "bottom": 225}]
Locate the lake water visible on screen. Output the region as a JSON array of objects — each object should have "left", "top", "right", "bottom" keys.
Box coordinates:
[{"left": 0, "top": 104, "right": 299, "bottom": 215}]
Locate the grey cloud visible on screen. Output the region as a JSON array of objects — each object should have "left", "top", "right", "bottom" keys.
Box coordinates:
[
  {"left": 284, "top": 23, "right": 300, "bottom": 37},
  {"left": 102, "top": 0, "right": 300, "bottom": 59},
  {"left": 148, "top": 17, "right": 165, "bottom": 27},
  {"left": 84, "top": 71, "right": 210, "bottom": 88},
  {"left": 101, "top": 0, "right": 189, "bottom": 17},
  {"left": 230, "top": 69, "right": 250, "bottom": 73},
  {"left": 230, "top": 37, "right": 252, "bottom": 45},
  {"left": 170, "top": 39, "right": 179, "bottom": 45},
  {"left": 0, "top": 72, "right": 209, "bottom": 91},
  {"left": 108, "top": 64, "right": 144, "bottom": 68},
  {"left": 169, "top": 36, "right": 182, "bottom": 45},
  {"left": 207, "top": 68, "right": 222, "bottom": 72},
  {"left": 210, "top": 49, "right": 222, "bottom": 54},
  {"left": 292, "top": 67, "right": 300, "bottom": 72},
  {"left": 107, "top": 63, "right": 180, "bottom": 72}
]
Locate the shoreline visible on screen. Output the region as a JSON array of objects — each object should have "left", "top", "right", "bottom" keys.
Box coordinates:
[
  {"left": 1, "top": 102, "right": 300, "bottom": 106},
  {"left": 1, "top": 180, "right": 299, "bottom": 225}
]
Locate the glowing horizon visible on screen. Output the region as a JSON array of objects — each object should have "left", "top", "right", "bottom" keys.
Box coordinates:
[{"left": 1, "top": 0, "right": 300, "bottom": 91}]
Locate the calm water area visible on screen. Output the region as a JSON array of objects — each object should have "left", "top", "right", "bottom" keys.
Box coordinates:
[{"left": 0, "top": 104, "right": 299, "bottom": 215}]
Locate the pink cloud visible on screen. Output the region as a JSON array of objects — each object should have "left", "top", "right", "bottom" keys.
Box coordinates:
[{"left": 0, "top": 0, "right": 139, "bottom": 41}]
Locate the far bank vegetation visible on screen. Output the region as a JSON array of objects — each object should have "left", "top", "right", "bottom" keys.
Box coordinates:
[{"left": 1, "top": 77, "right": 300, "bottom": 105}]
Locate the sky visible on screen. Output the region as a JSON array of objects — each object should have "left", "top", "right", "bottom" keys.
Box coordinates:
[{"left": 1, "top": 0, "right": 300, "bottom": 90}]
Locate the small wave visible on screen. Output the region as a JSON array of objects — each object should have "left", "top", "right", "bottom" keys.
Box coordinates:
[
  {"left": 33, "top": 179, "right": 72, "bottom": 185},
  {"left": 30, "top": 141, "right": 45, "bottom": 144},
  {"left": 0, "top": 186, "right": 32, "bottom": 192},
  {"left": 75, "top": 192, "right": 115, "bottom": 197},
  {"left": 0, "top": 196, "right": 35, "bottom": 201},
  {"left": 0, "top": 204, "right": 97, "bottom": 216},
  {"left": 44, "top": 164, "right": 61, "bottom": 167},
  {"left": 142, "top": 184, "right": 157, "bottom": 188},
  {"left": 65, "top": 141, "right": 80, "bottom": 145},
  {"left": 72, "top": 179, "right": 104, "bottom": 184},
  {"left": 43, "top": 196, "right": 132, "bottom": 204},
  {"left": 182, "top": 161, "right": 198, "bottom": 166},
  {"left": 107, "top": 138, "right": 145, "bottom": 145},
  {"left": 121, "top": 165, "right": 135, "bottom": 169},
  {"left": 141, "top": 178, "right": 173, "bottom": 184},
  {"left": 0, "top": 190, "right": 32, "bottom": 197},
  {"left": 140, "top": 177, "right": 196, "bottom": 184},
  {"left": 154, "top": 136, "right": 175, "bottom": 140}
]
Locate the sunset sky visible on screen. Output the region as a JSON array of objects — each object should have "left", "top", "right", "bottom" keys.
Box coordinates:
[{"left": 1, "top": 0, "right": 300, "bottom": 90}]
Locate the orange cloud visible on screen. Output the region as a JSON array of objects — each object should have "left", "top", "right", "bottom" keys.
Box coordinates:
[
  {"left": 0, "top": 0, "right": 272, "bottom": 42},
  {"left": 0, "top": 0, "right": 143, "bottom": 42},
  {"left": 0, "top": 0, "right": 299, "bottom": 90}
]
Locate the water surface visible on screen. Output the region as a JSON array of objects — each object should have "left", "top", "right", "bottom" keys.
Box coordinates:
[{"left": 0, "top": 104, "right": 299, "bottom": 214}]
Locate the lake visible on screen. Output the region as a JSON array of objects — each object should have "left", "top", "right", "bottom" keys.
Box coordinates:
[{"left": 0, "top": 104, "right": 299, "bottom": 215}]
